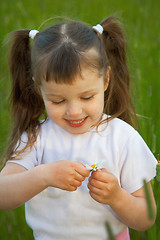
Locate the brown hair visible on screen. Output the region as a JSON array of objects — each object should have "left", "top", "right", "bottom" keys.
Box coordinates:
[{"left": 2, "top": 16, "right": 137, "bottom": 164}]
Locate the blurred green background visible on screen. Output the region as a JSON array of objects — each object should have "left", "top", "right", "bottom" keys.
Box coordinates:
[{"left": 0, "top": 0, "right": 159, "bottom": 239}]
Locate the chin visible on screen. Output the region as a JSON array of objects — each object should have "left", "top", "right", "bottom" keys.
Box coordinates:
[
  {"left": 66, "top": 126, "right": 90, "bottom": 135},
  {"left": 68, "top": 129, "right": 87, "bottom": 135}
]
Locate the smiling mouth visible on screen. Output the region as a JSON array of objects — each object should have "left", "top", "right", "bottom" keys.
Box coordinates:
[{"left": 65, "top": 117, "right": 88, "bottom": 127}]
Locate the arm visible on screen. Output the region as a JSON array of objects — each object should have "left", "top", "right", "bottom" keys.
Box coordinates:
[
  {"left": 88, "top": 168, "right": 156, "bottom": 231},
  {"left": 0, "top": 163, "right": 46, "bottom": 210},
  {"left": 0, "top": 161, "right": 89, "bottom": 210}
]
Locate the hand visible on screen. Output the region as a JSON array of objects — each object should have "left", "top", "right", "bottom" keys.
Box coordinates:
[
  {"left": 88, "top": 169, "right": 157, "bottom": 230},
  {"left": 88, "top": 168, "right": 121, "bottom": 205},
  {"left": 43, "top": 160, "right": 90, "bottom": 191}
]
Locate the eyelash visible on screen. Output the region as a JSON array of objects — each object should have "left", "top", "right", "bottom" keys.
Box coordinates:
[
  {"left": 82, "top": 96, "right": 93, "bottom": 100},
  {"left": 52, "top": 100, "right": 65, "bottom": 105},
  {"left": 51, "top": 96, "right": 93, "bottom": 104}
]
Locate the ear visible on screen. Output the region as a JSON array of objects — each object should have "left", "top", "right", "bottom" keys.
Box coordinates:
[{"left": 104, "top": 66, "right": 111, "bottom": 91}]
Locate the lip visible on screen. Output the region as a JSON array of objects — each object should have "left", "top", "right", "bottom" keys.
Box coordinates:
[{"left": 65, "top": 117, "right": 88, "bottom": 128}]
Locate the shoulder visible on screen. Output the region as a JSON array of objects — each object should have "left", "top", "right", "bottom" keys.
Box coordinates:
[
  {"left": 101, "top": 115, "right": 138, "bottom": 140},
  {"left": 98, "top": 116, "right": 147, "bottom": 155}
]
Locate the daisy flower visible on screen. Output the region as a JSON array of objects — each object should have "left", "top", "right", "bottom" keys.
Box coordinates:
[{"left": 85, "top": 159, "right": 106, "bottom": 172}]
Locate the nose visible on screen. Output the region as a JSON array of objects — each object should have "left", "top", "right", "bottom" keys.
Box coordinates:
[{"left": 66, "top": 102, "right": 82, "bottom": 117}]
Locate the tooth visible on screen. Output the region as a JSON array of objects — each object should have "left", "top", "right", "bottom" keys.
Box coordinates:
[{"left": 70, "top": 118, "right": 84, "bottom": 124}]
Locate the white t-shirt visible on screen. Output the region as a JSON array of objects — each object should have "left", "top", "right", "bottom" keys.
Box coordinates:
[{"left": 8, "top": 115, "right": 157, "bottom": 240}]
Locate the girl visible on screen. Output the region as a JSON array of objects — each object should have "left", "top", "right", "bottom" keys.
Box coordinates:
[{"left": 0, "top": 16, "right": 157, "bottom": 240}]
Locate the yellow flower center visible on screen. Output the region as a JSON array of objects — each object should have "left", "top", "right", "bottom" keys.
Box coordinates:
[{"left": 91, "top": 164, "right": 96, "bottom": 169}]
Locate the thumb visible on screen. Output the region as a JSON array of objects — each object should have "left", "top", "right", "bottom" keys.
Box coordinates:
[{"left": 99, "top": 168, "right": 110, "bottom": 174}]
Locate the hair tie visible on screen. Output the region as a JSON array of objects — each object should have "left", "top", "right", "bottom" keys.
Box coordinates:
[
  {"left": 92, "top": 24, "right": 103, "bottom": 34},
  {"left": 29, "top": 30, "right": 39, "bottom": 40}
]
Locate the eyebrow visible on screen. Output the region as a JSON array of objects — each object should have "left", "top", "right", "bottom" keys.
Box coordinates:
[
  {"left": 45, "top": 89, "right": 98, "bottom": 98},
  {"left": 79, "top": 89, "right": 98, "bottom": 96}
]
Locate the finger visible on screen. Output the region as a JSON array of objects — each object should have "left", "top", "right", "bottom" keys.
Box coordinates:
[
  {"left": 89, "top": 191, "right": 103, "bottom": 204},
  {"left": 89, "top": 176, "right": 107, "bottom": 190},
  {"left": 75, "top": 172, "right": 85, "bottom": 182},
  {"left": 75, "top": 162, "right": 90, "bottom": 177},
  {"left": 68, "top": 185, "right": 77, "bottom": 191},
  {"left": 71, "top": 179, "right": 82, "bottom": 188},
  {"left": 100, "top": 168, "right": 111, "bottom": 174},
  {"left": 88, "top": 182, "right": 102, "bottom": 195},
  {"left": 91, "top": 169, "right": 113, "bottom": 183}
]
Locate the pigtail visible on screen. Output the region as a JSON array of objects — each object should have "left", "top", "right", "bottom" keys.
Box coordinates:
[
  {"left": 4, "top": 30, "right": 45, "bottom": 162},
  {"left": 100, "top": 16, "right": 137, "bottom": 127}
]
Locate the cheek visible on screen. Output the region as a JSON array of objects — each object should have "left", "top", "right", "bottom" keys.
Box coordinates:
[
  {"left": 94, "top": 101, "right": 104, "bottom": 114},
  {"left": 87, "top": 98, "right": 104, "bottom": 116},
  {"left": 45, "top": 104, "right": 63, "bottom": 120}
]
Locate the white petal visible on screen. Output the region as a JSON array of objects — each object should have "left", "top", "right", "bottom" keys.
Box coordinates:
[
  {"left": 92, "top": 168, "right": 97, "bottom": 172},
  {"left": 95, "top": 159, "right": 107, "bottom": 168},
  {"left": 85, "top": 164, "right": 93, "bottom": 171}
]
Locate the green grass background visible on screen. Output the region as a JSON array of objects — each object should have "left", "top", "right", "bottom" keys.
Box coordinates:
[{"left": 0, "top": 0, "right": 159, "bottom": 239}]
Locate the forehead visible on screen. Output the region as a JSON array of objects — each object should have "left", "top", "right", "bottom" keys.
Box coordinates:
[{"left": 41, "top": 67, "right": 104, "bottom": 95}]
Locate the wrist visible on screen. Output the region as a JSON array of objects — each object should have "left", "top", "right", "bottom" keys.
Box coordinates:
[
  {"left": 109, "top": 187, "right": 125, "bottom": 209},
  {"left": 35, "top": 164, "right": 49, "bottom": 189}
]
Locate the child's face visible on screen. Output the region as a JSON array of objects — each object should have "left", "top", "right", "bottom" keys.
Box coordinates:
[{"left": 40, "top": 68, "right": 108, "bottom": 135}]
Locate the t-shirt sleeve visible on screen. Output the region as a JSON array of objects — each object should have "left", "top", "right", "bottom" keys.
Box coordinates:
[
  {"left": 120, "top": 131, "right": 157, "bottom": 193},
  {"left": 7, "top": 132, "right": 39, "bottom": 170}
]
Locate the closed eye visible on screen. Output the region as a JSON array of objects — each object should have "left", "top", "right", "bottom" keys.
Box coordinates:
[
  {"left": 81, "top": 95, "right": 93, "bottom": 100},
  {"left": 52, "top": 100, "right": 65, "bottom": 104}
]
